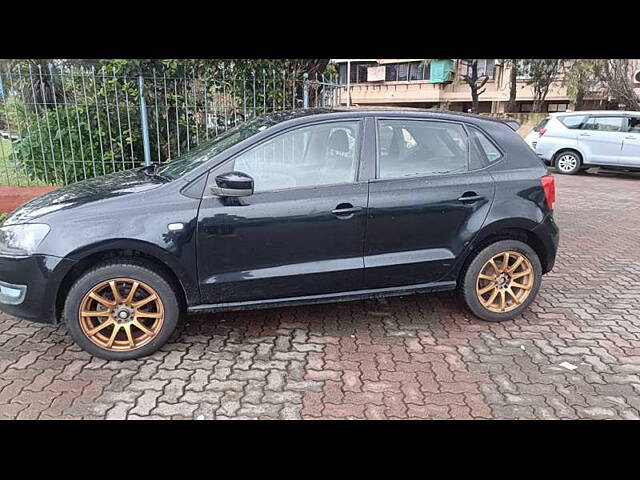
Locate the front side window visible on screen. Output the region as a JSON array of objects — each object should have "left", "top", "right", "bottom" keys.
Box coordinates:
[
  {"left": 377, "top": 120, "right": 468, "bottom": 179},
  {"left": 626, "top": 116, "right": 640, "bottom": 133},
  {"left": 582, "top": 116, "right": 625, "bottom": 132},
  {"left": 228, "top": 121, "right": 361, "bottom": 192}
]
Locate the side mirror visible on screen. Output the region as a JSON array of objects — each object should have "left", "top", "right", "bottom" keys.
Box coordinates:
[{"left": 211, "top": 171, "right": 254, "bottom": 197}]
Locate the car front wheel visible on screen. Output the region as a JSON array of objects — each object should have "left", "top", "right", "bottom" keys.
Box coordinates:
[
  {"left": 460, "top": 240, "right": 542, "bottom": 322},
  {"left": 64, "top": 260, "right": 181, "bottom": 360}
]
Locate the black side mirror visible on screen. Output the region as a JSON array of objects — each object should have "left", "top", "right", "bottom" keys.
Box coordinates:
[{"left": 211, "top": 171, "right": 254, "bottom": 197}]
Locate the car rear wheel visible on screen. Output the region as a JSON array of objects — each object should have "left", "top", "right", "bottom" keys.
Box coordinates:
[
  {"left": 555, "top": 151, "right": 581, "bottom": 175},
  {"left": 64, "top": 260, "right": 180, "bottom": 360},
  {"left": 460, "top": 240, "right": 542, "bottom": 322}
]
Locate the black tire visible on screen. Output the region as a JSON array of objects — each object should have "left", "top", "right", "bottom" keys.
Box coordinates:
[
  {"left": 554, "top": 150, "right": 582, "bottom": 175},
  {"left": 64, "top": 260, "right": 181, "bottom": 360},
  {"left": 459, "top": 240, "right": 542, "bottom": 322}
]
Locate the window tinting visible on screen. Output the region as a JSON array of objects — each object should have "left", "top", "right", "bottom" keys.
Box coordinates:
[
  {"left": 469, "top": 127, "right": 502, "bottom": 163},
  {"left": 377, "top": 120, "right": 468, "bottom": 178},
  {"left": 582, "top": 116, "right": 624, "bottom": 132},
  {"left": 229, "top": 121, "right": 360, "bottom": 192},
  {"left": 559, "top": 115, "right": 587, "bottom": 129}
]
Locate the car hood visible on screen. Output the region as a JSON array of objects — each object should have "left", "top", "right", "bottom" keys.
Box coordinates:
[{"left": 3, "top": 168, "right": 167, "bottom": 225}]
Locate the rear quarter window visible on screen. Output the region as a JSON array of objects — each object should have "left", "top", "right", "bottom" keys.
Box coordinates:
[
  {"left": 469, "top": 126, "right": 502, "bottom": 164},
  {"left": 558, "top": 115, "right": 588, "bottom": 129}
]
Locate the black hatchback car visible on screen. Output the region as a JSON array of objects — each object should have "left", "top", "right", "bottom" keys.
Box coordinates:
[{"left": 0, "top": 108, "right": 559, "bottom": 360}]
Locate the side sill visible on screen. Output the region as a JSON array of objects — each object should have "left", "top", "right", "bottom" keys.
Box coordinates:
[{"left": 188, "top": 281, "right": 457, "bottom": 314}]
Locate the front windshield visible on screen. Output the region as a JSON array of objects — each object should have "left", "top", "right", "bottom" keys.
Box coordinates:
[{"left": 155, "top": 116, "right": 278, "bottom": 180}]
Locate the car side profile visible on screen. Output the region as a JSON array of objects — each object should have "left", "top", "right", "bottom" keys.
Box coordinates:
[
  {"left": 0, "top": 108, "right": 559, "bottom": 360},
  {"left": 529, "top": 110, "right": 640, "bottom": 174}
]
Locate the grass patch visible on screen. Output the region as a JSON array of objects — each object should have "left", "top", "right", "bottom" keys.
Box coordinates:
[{"left": 0, "top": 137, "right": 48, "bottom": 186}]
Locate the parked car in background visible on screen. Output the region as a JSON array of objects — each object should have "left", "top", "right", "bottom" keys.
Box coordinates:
[
  {"left": 0, "top": 108, "right": 559, "bottom": 360},
  {"left": 533, "top": 110, "right": 640, "bottom": 174}
]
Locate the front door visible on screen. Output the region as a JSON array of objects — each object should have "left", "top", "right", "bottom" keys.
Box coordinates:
[
  {"left": 196, "top": 119, "right": 368, "bottom": 304},
  {"left": 364, "top": 118, "right": 496, "bottom": 289},
  {"left": 578, "top": 115, "right": 627, "bottom": 166}
]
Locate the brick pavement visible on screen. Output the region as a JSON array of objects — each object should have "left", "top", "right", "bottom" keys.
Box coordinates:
[{"left": 1, "top": 170, "right": 640, "bottom": 419}]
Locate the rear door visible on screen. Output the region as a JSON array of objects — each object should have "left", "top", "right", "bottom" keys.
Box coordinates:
[
  {"left": 578, "top": 115, "right": 627, "bottom": 165},
  {"left": 363, "top": 118, "right": 496, "bottom": 289},
  {"left": 620, "top": 115, "right": 640, "bottom": 167}
]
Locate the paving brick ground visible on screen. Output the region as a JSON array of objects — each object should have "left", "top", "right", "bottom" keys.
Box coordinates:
[{"left": 1, "top": 170, "right": 640, "bottom": 419}]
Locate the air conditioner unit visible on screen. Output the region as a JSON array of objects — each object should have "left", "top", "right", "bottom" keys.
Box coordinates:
[{"left": 633, "top": 69, "right": 640, "bottom": 84}]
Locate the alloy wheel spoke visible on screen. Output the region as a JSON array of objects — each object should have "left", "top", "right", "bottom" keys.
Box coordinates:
[
  {"left": 502, "top": 252, "right": 510, "bottom": 271},
  {"left": 87, "top": 318, "right": 115, "bottom": 336},
  {"left": 123, "top": 324, "right": 135, "bottom": 348},
  {"left": 133, "top": 320, "right": 154, "bottom": 336},
  {"left": 508, "top": 256, "right": 524, "bottom": 273},
  {"left": 81, "top": 309, "right": 111, "bottom": 317},
  {"left": 132, "top": 294, "right": 157, "bottom": 309},
  {"left": 478, "top": 273, "right": 495, "bottom": 281},
  {"left": 505, "top": 287, "right": 520, "bottom": 305},
  {"left": 135, "top": 311, "right": 163, "bottom": 319},
  {"left": 478, "top": 283, "right": 496, "bottom": 295},
  {"left": 489, "top": 259, "right": 501, "bottom": 274},
  {"left": 106, "top": 324, "right": 121, "bottom": 348},
  {"left": 511, "top": 280, "right": 531, "bottom": 290},
  {"left": 499, "top": 290, "right": 506, "bottom": 311},
  {"left": 483, "top": 288, "right": 499, "bottom": 307},
  {"left": 109, "top": 281, "right": 123, "bottom": 303},
  {"left": 511, "top": 269, "right": 532, "bottom": 280},
  {"left": 124, "top": 281, "right": 140, "bottom": 304},
  {"left": 89, "top": 292, "right": 116, "bottom": 308}
]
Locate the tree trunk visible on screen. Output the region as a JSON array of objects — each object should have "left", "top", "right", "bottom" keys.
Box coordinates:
[
  {"left": 506, "top": 64, "right": 518, "bottom": 113},
  {"left": 574, "top": 88, "right": 585, "bottom": 110},
  {"left": 471, "top": 90, "right": 479, "bottom": 113}
]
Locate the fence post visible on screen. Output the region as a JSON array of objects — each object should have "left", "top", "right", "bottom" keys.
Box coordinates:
[
  {"left": 138, "top": 75, "right": 152, "bottom": 166},
  {"left": 302, "top": 73, "right": 309, "bottom": 109}
]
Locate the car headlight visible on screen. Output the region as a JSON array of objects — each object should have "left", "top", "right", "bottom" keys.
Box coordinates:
[{"left": 0, "top": 224, "right": 50, "bottom": 256}]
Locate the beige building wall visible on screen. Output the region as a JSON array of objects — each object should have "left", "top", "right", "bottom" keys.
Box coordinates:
[{"left": 337, "top": 60, "right": 640, "bottom": 112}]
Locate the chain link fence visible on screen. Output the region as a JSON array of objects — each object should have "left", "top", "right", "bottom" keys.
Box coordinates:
[{"left": 0, "top": 64, "right": 342, "bottom": 186}]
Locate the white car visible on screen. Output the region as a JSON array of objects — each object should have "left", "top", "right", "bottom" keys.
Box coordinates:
[{"left": 531, "top": 111, "right": 640, "bottom": 174}]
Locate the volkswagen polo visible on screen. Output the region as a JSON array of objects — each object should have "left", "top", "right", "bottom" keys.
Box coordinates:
[{"left": 0, "top": 108, "right": 559, "bottom": 360}]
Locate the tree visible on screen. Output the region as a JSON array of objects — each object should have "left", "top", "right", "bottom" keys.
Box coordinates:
[
  {"left": 503, "top": 59, "right": 520, "bottom": 113},
  {"left": 460, "top": 59, "right": 489, "bottom": 113},
  {"left": 563, "top": 59, "right": 600, "bottom": 110},
  {"left": 595, "top": 59, "right": 640, "bottom": 110},
  {"left": 523, "top": 59, "right": 562, "bottom": 112}
]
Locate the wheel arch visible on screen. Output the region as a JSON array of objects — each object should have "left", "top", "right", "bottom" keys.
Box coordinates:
[
  {"left": 452, "top": 219, "right": 552, "bottom": 285},
  {"left": 54, "top": 240, "right": 197, "bottom": 323}
]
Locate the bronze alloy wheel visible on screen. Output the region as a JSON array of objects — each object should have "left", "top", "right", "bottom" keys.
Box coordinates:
[
  {"left": 78, "top": 278, "right": 164, "bottom": 351},
  {"left": 475, "top": 251, "right": 534, "bottom": 313}
]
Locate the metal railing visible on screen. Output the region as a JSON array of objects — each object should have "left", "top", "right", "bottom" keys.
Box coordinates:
[{"left": 0, "top": 64, "right": 342, "bottom": 186}]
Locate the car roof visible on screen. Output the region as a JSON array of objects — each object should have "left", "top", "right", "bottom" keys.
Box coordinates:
[
  {"left": 552, "top": 110, "right": 640, "bottom": 117},
  {"left": 268, "top": 107, "right": 518, "bottom": 129}
]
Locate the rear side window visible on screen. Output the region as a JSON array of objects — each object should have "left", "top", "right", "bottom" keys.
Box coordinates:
[
  {"left": 377, "top": 119, "right": 468, "bottom": 178},
  {"left": 533, "top": 117, "right": 550, "bottom": 132},
  {"left": 582, "top": 116, "right": 625, "bottom": 132},
  {"left": 469, "top": 127, "right": 502, "bottom": 163},
  {"left": 559, "top": 115, "right": 587, "bottom": 129}
]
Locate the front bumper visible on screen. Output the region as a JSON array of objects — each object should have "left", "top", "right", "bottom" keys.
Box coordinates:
[{"left": 0, "top": 254, "right": 77, "bottom": 323}]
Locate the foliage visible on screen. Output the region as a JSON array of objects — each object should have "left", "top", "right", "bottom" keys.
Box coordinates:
[
  {"left": 594, "top": 59, "right": 640, "bottom": 110},
  {"left": 523, "top": 59, "right": 562, "bottom": 112},
  {"left": 562, "top": 60, "right": 601, "bottom": 110},
  {"left": 0, "top": 59, "right": 330, "bottom": 185}
]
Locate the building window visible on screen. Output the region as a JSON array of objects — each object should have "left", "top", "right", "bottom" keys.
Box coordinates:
[
  {"left": 519, "top": 103, "right": 533, "bottom": 113},
  {"left": 467, "top": 59, "right": 495, "bottom": 78},
  {"left": 385, "top": 64, "right": 398, "bottom": 82},
  {"left": 547, "top": 103, "right": 569, "bottom": 112},
  {"left": 409, "top": 62, "right": 430, "bottom": 81}
]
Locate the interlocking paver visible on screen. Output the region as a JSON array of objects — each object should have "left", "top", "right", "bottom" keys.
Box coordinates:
[{"left": 1, "top": 171, "right": 640, "bottom": 419}]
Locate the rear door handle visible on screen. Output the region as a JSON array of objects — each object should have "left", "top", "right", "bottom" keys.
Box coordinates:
[
  {"left": 332, "top": 204, "right": 362, "bottom": 216},
  {"left": 625, "top": 136, "right": 637, "bottom": 140},
  {"left": 457, "top": 193, "right": 485, "bottom": 203},
  {"left": 579, "top": 133, "right": 591, "bottom": 137}
]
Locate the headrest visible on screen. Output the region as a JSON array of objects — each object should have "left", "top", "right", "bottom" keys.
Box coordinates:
[{"left": 328, "top": 129, "right": 350, "bottom": 154}]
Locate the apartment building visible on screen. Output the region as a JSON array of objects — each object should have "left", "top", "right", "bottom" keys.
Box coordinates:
[{"left": 332, "top": 59, "right": 640, "bottom": 113}]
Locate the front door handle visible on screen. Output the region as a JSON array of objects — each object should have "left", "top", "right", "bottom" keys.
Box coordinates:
[
  {"left": 625, "top": 136, "right": 637, "bottom": 140},
  {"left": 332, "top": 203, "right": 362, "bottom": 217},
  {"left": 458, "top": 193, "right": 485, "bottom": 203}
]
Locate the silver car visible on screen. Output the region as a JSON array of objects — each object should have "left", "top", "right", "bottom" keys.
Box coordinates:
[{"left": 531, "top": 111, "right": 640, "bottom": 174}]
